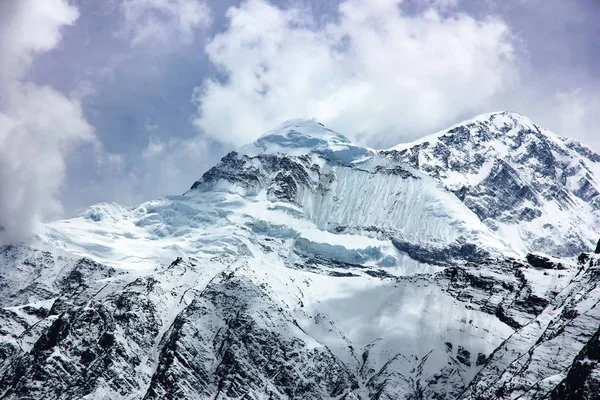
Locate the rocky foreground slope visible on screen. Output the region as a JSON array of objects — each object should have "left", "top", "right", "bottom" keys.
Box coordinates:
[{"left": 0, "top": 113, "right": 599, "bottom": 399}]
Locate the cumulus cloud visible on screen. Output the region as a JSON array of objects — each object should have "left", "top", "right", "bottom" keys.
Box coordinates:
[
  {"left": 192, "top": 0, "right": 517, "bottom": 147},
  {"left": 0, "top": 0, "right": 95, "bottom": 243},
  {"left": 121, "top": 0, "right": 211, "bottom": 46}
]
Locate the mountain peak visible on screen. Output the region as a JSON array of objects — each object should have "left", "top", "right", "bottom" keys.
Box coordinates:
[
  {"left": 240, "top": 118, "right": 370, "bottom": 163},
  {"left": 469, "top": 110, "right": 541, "bottom": 133},
  {"left": 472, "top": 110, "right": 529, "bottom": 121},
  {"left": 390, "top": 111, "right": 547, "bottom": 151},
  {"left": 385, "top": 111, "right": 600, "bottom": 257},
  {"left": 256, "top": 118, "right": 350, "bottom": 146}
]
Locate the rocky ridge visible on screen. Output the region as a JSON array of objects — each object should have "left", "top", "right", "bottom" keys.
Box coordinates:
[{"left": 386, "top": 111, "right": 600, "bottom": 257}]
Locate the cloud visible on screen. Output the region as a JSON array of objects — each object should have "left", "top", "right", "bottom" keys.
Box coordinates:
[
  {"left": 0, "top": 0, "right": 95, "bottom": 243},
  {"left": 138, "top": 132, "right": 212, "bottom": 195},
  {"left": 121, "top": 0, "right": 212, "bottom": 46},
  {"left": 58, "top": 119, "right": 217, "bottom": 215},
  {"left": 192, "top": 0, "right": 517, "bottom": 147},
  {"left": 546, "top": 89, "right": 600, "bottom": 149},
  {"left": 0, "top": 0, "right": 78, "bottom": 83}
]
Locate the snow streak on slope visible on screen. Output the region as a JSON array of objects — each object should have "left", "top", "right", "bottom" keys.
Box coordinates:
[{"left": 386, "top": 111, "right": 600, "bottom": 257}]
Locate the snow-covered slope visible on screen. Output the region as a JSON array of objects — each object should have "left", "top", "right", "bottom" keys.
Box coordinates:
[
  {"left": 0, "top": 116, "right": 599, "bottom": 399},
  {"left": 386, "top": 111, "right": 600, "bottom": 257},
  {"left": 461, "top": 251, "right": 600, "bottom": 399}
]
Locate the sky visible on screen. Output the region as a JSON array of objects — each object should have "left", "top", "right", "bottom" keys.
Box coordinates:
[{"left": 0, "top": 0, "right": 599, "bottom": 243}]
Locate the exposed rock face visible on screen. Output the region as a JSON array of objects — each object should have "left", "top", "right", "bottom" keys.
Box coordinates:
[
  {"left": 144, "top": 271, "right": 359, "bottom": 400},
  {"left": 0, "top": 115, "right": 599, "bottom": 399},
  {"left": 460, "top": 256, "right": 600, "bottom": 400},
  {"left": 525, "top": 253, "right": 565, "bottom": 270}
]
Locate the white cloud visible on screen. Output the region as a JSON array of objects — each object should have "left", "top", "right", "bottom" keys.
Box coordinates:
[
  {"left": 0, "top": 0, "right": 79, "bottom": 83},
  {"left": 121, "top": 0, "right": 211, "bottom": 46},
  {"left": 69, "top": 79, "right": 96, "bottom": 101},
  {"left": 0, "top": 0, "right": 95, "bottom": 243},
  {"left": 139, "top": 129, "right": 211, "bottom": 193},
  {"left": 546, "top": 89, "right": 600, "bottom": 149},
  {"left": 192, "top": 0, "right": 517, "bottom": 147}
]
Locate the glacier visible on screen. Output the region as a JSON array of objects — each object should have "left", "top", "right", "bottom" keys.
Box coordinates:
[{"left": 0, "top": 114, "right": 599, "bottom": 399}]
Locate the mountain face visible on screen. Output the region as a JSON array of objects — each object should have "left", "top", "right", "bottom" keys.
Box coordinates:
[
  {"left": 386, "top": 112, "right": 600, "bottom": 257},
  {"left": 0, "top": 114, "right": 599, "bottom": 399}
]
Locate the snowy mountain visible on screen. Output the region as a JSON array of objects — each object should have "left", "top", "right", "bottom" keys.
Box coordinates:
[
  {"left": 385, "top": 111, "right": 600, "bottom": 257},
  {"left": 0, "top": 115, "right": 599, "bottom": 399}
]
